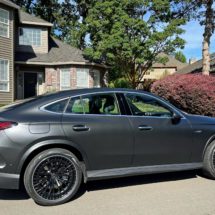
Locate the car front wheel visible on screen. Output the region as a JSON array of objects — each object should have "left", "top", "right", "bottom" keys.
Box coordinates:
[
  {"left": 24, "top": 148, "right": 82, "bottom": 206},
  {"left": 202, "top": 140, "right": 215, "bottom": 179}
]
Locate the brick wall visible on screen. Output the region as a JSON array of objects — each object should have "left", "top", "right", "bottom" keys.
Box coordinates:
[{"left": 45, "top": 66, "right": 108, "bottom": 92}]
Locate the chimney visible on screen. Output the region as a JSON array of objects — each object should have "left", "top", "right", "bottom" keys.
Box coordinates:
[{"left": 189, "top": 56, "right": 196, "bottom": 65}]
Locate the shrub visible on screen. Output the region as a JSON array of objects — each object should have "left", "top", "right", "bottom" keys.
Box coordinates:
[
  {"left": 109, "top": 78, "right": 131, "bottom": 89},
  {"left": 150, "top": 74, "right": 215, "bottom": 117},
  {"left": 0, "top": 104, "right": 6, "bottom": 108}
]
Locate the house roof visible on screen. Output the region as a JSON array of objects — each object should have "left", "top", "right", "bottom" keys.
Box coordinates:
[
  {"left": 150, "top": 52, "right": 189, "bottom": 70},
  {"left": 176, "top": 52, "right": 215, "bottom": 74},
  {"left": 0, "top": 0, "right": 19, "bottom": 9},
  {"left": 19, "top": 10, "right": 53, "bottom": 26},
  {"left": 0, "top": 0, "right": 53, "bottom": 26},
  {"left": 15, "top": 37, "right": 112, "bottom": 68}
]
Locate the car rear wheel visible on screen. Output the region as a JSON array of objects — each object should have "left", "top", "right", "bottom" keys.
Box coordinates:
[
  {"left": 24, "top": 148, "right": 82, "bottom": 206},
  {"left": 202, "top": 140, "right": 215, "bottom": 179}
]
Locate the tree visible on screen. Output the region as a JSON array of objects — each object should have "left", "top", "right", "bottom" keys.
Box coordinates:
[
  {"left": 170, "top": 0, "right": 215, "bottom": 75},
  {"left": 175, "top": 51, "right": 187, "bottom": 63},
  {"left": 12, "top": 0, "right": 78, "bottom": 41},
  {"left": 83, "top": 0, "right": 186, "bottom": 89}
]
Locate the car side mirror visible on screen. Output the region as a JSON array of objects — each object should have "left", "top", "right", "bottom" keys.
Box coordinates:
[{"left": 172, "top": 111, "right": 182, "bottom": 124}]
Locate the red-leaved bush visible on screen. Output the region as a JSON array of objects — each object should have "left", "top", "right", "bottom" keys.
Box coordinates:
[{"left": 150, "top": 74, "right": 215, "bottom": 117}]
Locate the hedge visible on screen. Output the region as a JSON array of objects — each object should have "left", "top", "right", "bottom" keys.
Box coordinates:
[{"left": 150, "top": 74, "right": 215, "bottom": 117}]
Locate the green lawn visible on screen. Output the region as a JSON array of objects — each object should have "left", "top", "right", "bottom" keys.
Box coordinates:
[
  {"left": 134, "top": 103, "right": 169, "bottom": 113},
  {"left": 0, "top": 104, "right": 6, "bottom": 108}
]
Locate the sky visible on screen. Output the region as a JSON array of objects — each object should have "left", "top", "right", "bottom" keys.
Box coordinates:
[{"left": 179, "top": 20, "right": 215, "bottom": 62}]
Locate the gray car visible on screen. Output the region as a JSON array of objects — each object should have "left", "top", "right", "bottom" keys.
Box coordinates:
[{"left": 0, "top": 88, "right": 215, "bottom": 206}]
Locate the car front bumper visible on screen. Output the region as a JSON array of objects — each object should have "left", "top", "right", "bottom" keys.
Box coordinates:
[{"left": 0, "top": 173, "right": 19, "bottom": 189}]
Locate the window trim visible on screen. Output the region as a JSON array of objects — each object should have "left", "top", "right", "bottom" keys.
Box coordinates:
[
  {"left": 39, "top": 91, "right": 185, "bottom": 118},
  {"left": 0, "top": 8, "right": 9, "bottom": 38},
  {"left": 60, "top": 68, "right": 71, "bottom": 91},
  {"left": 18, "top": 27, "right": 42, "bottom": 47},
  {"left": 0, "top": 58, "right": 9, "bottom": 92},
  {"left": 76, "top": 68, "right": 89, "bottom": 89}
]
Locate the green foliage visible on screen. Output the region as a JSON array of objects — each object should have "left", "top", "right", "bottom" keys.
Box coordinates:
[
  {"left": 83, "top": 0, "right": 187, "bottom": 88},
  {"left": 0, "top": 104, "right": 6, "bottom": 108},
  {"left": 109, "top": 78, "right": 131, "bottom": 89},
  {"left": 175, "top": 51, "right": 187, "bottom": 63},
  {"left": 45, "top": 89, "right": 57, "bottom": 94},
  {"left": 157, "top": 69, "right": 171, "bottom": 79}
]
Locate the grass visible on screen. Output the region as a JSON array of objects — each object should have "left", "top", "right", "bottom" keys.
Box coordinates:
[
  {"left": 134, "top": 103, "right": 170, "bottom": 113},
  {"left": 0, "top": 104, "right": 6, "bottom": 108}
]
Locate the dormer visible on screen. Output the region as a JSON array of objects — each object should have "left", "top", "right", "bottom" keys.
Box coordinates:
[{"left": 14, "top": 10, "right": 53, "bottom": 54}]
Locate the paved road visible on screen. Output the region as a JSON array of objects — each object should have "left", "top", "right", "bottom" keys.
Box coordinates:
[{"left": 0, "top": 170, "right": 214, "bottom": 215}]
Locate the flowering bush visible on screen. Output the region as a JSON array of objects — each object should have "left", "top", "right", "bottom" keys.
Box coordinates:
[{"left": 150, "top": 74, "right": 215, "bottom": 117}]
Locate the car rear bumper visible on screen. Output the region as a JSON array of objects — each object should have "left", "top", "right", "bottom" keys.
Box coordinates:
[{"left": 0, "top": 173, "right": 19, "bottom": 189}]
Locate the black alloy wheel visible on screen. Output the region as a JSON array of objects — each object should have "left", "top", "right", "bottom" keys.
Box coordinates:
[
  {"left": 24, "top": 149, "right": 82, "bottom": 206},
  {"left": 33, "top": 156, "right": 76, "bottom": 200}
]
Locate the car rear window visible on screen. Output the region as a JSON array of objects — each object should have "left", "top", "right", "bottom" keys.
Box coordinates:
[{"left": 43, "top": 99, "right": 68, "bottom": 113}]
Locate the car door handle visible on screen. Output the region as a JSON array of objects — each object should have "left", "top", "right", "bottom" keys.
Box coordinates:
[
  {"left": 73, "top": 126, "right": 90, "bottom": 131},
  {"left": 138, "top": 126, "right": 153, "bottom": 131}
]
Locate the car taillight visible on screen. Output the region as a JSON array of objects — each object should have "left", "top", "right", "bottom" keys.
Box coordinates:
[{"left": 0, "top": 122, "right": 16, "bottom": 130}]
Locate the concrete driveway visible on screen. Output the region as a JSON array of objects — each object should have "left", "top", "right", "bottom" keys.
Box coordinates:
[{"left": 0, "top": 170, "right": 214, "bottom": 215}]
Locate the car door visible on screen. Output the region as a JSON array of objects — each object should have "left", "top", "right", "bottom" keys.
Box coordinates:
[
  {"left": 122, "top": 93, "right": 193, "bottom": 167},
  {"left": 61, "top": 92, "right": 134, "bottom": 170}
]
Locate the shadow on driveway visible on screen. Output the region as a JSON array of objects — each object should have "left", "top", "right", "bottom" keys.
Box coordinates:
[{"left": 0, "top": 170, "right": 209, "bottom": 202}]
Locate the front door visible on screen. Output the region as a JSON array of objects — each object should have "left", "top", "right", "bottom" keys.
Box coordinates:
[
  {"left": 61, "top": 92, "right": 134, "bottom": 170},
  {"left": 123, "top": 93, "right": 193, "bottom": 167},
  {"left": 24, "top": 73, "right": 37, "bottom": 98}
]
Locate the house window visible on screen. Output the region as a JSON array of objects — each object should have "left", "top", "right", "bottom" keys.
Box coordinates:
[
  {"left": 76, "top": 69, "right": 89, "bottom": 88},
  {"left": 19, "top": 28, "right": 41, "bottom": 46},
  {"left": 0, "top": 8, "right": 9, "bottom": 38},
  {"left": 60, "top": 69, "right": 70, "bottom": 91},
  {"left": 0, "top": 59, "right": 9, "bottom": 92},
  {"left": 93, "top": 70, "right": 100, "bottom": 88}
]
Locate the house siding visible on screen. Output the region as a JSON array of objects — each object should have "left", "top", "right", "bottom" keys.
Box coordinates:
[
  {"left": 15, "top": 24, "right": 48, "bottom": 54},
  {"left": 0, "top": 4, "right": 14, "bottom": 104}
]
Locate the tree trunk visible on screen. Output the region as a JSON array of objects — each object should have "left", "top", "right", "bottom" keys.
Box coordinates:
[{"left": 202, "top": 0, "right": 213, "bottom": 75}]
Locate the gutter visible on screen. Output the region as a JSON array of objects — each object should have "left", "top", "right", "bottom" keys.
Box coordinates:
[{"left": 15, "top": 61, "right": 114, "bottom": 69}]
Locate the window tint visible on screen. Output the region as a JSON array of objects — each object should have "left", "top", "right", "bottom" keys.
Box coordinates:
[
  {"left": 65, "top": 97, "right": 84, "bottom": 114},
  {"left": 82, "top": 93, "right": 119, "bottom": 115},
  {"left": 44, "top": 99, "right": 68, "bottom": 113},
  {"left": 125, "top": 93, "right": 172, "bottom": 117}
]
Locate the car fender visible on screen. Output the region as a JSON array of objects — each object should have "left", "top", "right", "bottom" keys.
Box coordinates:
[{"left": 16, "top": 139, "right": 90, "bottom": 174}]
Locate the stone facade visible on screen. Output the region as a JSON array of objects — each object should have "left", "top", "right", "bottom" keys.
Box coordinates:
[{"left": 45, "top": 65, "right": 109, "bottom": 92}]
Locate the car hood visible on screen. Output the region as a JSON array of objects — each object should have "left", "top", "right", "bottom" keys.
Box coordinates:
[{"left": 185, "top": 114, "right": 215, "bottom": 125}]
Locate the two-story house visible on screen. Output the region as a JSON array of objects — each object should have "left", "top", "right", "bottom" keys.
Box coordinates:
[{"left": 0, "top": 0, "right": 111, "bottom": 104}]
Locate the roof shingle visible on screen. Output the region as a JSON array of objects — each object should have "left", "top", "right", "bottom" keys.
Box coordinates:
[
  {"left": 176, "top": 52, "right": 215, "bottom": 74},
  {"left": 151, "top": 52, "right": 189, "bottom": 70},
  {"left": 19, "top": 10, "right": 52, "bottom": 25},
  {"left": 15, "top": 37, "right": 111, "bottom": 67}
]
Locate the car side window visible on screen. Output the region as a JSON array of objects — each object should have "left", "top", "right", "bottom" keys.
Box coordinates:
[
  {"left": 125, "top": 93, "right": 173, "bottom": 117},
  {"left": 44, "top": 99, "right": 68, "bottom": 113},
  {"left": 65, "top": 97, "right": 84, "bottom": 114},
  {"left": 82, "top": 93, "right": 119, "bottom": 115}
]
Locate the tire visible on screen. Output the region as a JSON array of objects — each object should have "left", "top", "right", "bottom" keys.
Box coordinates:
[
  {"left": 24, "top": 148, "right": 82, "bottom": 206},
  {"left": 202, "top": 140, "right": 215, "bottom": 179}
]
